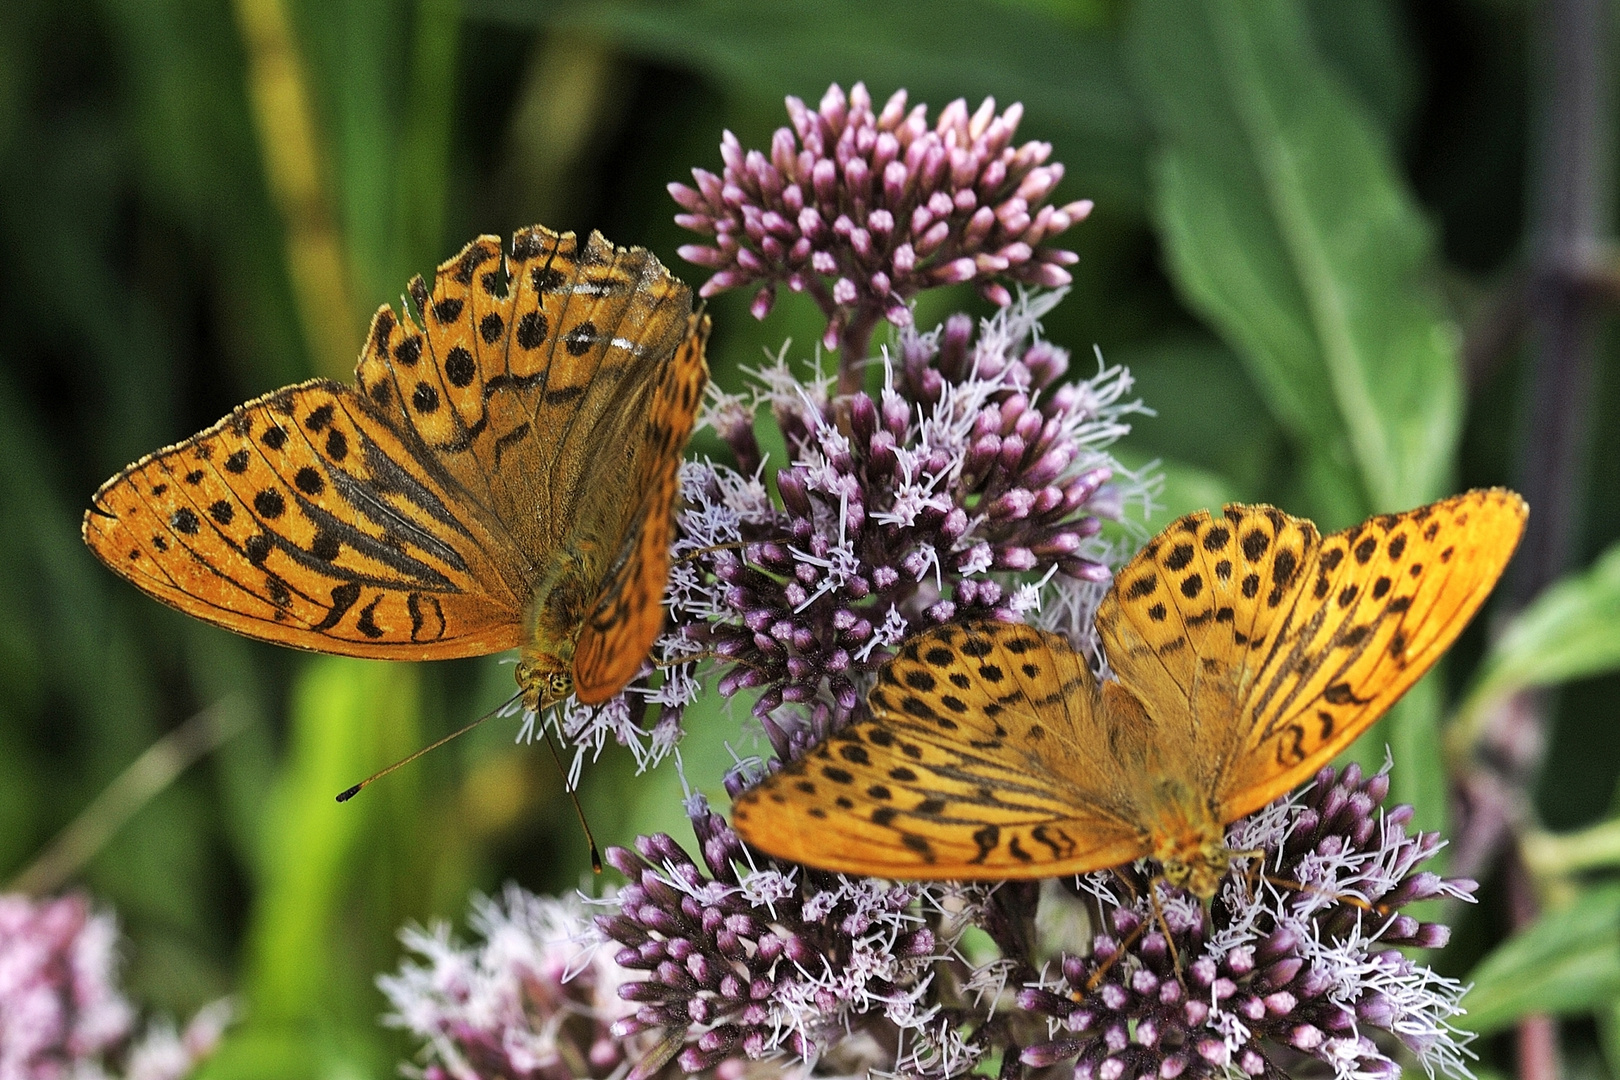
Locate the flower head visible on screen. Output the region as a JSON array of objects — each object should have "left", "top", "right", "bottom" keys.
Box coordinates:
[
  {"left": 1018, "top": 764, "right": 1477, "bottom": 1080},
  {"left": 0, "top": 892, "right": 227, "bottom": 1080},
  {"left": 671, "top": 82, "right": 1091, "bottom": 352},
  {"left": 379, "top": 885, "right": 658, "bottom": 1080},
  {"left": 594, "top": 795, "right": 953, "bottom": 1076},
  {"left": 453, "top": 76, "right": 1479, "bottom": 1080},
  {"left": 639, "top": 293, "right": 1151, "bottom": 768}
]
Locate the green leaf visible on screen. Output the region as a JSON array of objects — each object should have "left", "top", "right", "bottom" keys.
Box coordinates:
[
  {"left": 468, "top": 0, "right": 1147, "bottom": 205},
  {"left": 1127, "top": 0, "right": 1461, "bottom": 519},
  {"left": 1463, "top": 885, "right": 1620, "bottom": 1034},
  {"left": 290, "top": 0, "right": 411, "bottom": 310},
  {"left": 1302, "top": 0, "right": 1420, "bottom": 141},
  {"left": 1454, "top": 539, "right": 1620, "bottom": 740},
  {"left": 390, "top": 0, "right": 462, "bottom": 289}
]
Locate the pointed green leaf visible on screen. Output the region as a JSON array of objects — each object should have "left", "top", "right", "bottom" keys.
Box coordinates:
[
  {"left": 1128, "top": 0, "right": 1460, "bottom": 516},
  {"left": 1454, "top": 539, "right": 1620, "bottom": 741},
  {"left": 469, "top": 0, "right": 1147, "bottom": 203},
  {"left": 1463, "top": 886, "right": 1620, "bottom": 1034}
]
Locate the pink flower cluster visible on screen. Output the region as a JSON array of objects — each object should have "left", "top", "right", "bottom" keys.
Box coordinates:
[
  {"left": 671, "top": 83, "right": 1091, "bottom": 356},
  {"left": 379, "top": 886, "right": 664, "bottom": 1080},
  {"left": 0, "top": 893, "right": 226, "bottom": 1080}
]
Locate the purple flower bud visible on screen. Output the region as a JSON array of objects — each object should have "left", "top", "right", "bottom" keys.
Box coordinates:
[
  {"left": 1021, "top": 1040, "right": 1087, "bottom": 1067},
  {"left": 677, "top": 243, "right": 725, "bottom": 268},
  {"left": 964, "top": 206, "right": 995, "bottom": 247},
  {"left": 995, "top": 546, "right": 1037, "bottom": 570},
  {"left": 981, "top": 281, "right": 1013, "bottom": 306},
  {"left": 750, "top": 286, "right": 775, "bottom": 320}
]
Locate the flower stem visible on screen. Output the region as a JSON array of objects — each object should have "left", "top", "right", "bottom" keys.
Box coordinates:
[
  {"left": 837, "top": 306, "right": 882, "bottom": 396},
  {"left": 8, "top": 700, "right": 246, "bottom": 895}
]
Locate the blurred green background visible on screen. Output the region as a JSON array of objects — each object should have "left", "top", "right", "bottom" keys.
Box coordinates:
[{"left": 4, "top": 0, "right": 1620, "bottom": 1076}]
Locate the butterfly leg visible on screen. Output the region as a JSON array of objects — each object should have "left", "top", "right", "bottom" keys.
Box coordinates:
[
  {"left": 1259, "top": 873, "right": 1383, "bottom": 915},
  {"left": 674, "top": 539, "right": 752, "bottom": 563},
  {"left": 1146, "top": 881, "right": 1187, "bottom": 993},
  {"left": 1082, "top": 909, "right": 1151, "bottom": 994},
  {"left": 1229, "top": 848, "right": 1268, "bottom": 906}
]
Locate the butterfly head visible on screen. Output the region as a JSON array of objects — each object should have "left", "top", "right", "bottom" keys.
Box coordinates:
[
  {"left": 1156, "top": 843, "right": 1235, "bottom": 901},
  {"left": 515, "top": 654, "right": 574, "bottom": 712},
  {"left": 1147, "top": 796, "right": 1232, "bottom": 901}
]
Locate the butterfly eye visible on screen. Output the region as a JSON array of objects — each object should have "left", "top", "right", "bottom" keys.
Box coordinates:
[{"left": 548, "top": 672, "right": 572, "bottom": 700}]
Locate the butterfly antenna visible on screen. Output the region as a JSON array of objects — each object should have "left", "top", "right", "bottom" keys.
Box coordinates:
[
  {"left": 335, "top": 690, "right": 521, "bottom": 803},
  {"left": 540, "top": 725, "right": 602, "bottom": 873}
]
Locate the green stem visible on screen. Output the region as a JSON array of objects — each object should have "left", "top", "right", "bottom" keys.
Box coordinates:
[{"left": 8, "top": 701, "right": 246, "bottom": 895}]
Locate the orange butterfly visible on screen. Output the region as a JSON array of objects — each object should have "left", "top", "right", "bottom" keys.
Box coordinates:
[
  {"left": 84, "top": 226, "right": 708, "bottom": 712},
  {"left": 733, "top": 489, "right": 1526, "bottom": 895}
]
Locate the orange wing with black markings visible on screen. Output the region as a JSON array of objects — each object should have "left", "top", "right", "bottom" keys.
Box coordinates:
[
  {"left": 571, "top": 313, "right": 710, "bottom": 703},
  {"left": 732, "top": 620, "right": 1150, "bottom": 879},
  {"left": 85, "top": 225, "right": 705, "bottom": 703}
]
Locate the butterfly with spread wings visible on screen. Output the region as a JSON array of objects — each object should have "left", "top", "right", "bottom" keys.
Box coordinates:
[
  {"left": 84, "top": 226, "right": 708, "bottom": 713},
  {"left": 733, "top": 489, "right": 1526, "bottom": 896}
]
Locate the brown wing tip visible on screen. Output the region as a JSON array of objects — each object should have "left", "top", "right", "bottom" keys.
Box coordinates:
[
  {"left": 434, "top": 236, "right": 504, "bottom": 287},
  {"left": 689, "top": 310, "right": 714, "bottom": 348},
  {"left": 1482, "top": 486, "right": 1530, "bottom": 520}
]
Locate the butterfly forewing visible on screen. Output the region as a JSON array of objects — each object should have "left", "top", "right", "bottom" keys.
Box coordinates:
[
  {"left": 1097, "top": 489, "right": 1526, "bottom": 824},
  {"left": 733, "top": 621, "right": 1149, "bottom": 879},
  {"left": 82, "top": 381, "right": 527, "bottom": 658},
  {"left": 1097, "top": 507, "right": 1320, "bottom": 716},
  {"left": 572, "top": 314, "right": 711, "bottom": 703},
  {"left": 354, "top": 230, "right": 692, "bottom": 561},
  {"left": 1218, "top": 488, "right": 1527, "bottom": 815}
]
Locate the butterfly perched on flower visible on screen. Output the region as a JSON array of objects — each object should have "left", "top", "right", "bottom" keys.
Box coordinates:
[
  {"left": 84, "top": 226, "right": 708, "bottom": 712},
  {"left": 732, "top": 489, "right": 1526, "bottom": 895}
]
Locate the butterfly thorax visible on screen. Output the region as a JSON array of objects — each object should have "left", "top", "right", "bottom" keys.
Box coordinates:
[
  {"left": 1144, "top": 778, "right": 1231, "bottom": 900},
  {"left": 517, "top": 542, "right": 606, "bottom": 711}
]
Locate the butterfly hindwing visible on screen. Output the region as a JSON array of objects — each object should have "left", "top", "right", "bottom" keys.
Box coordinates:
[
  {"left": 732, "top": 621, "right": 1149, "bottom": 879},
  {"left": 572, "top": 314, "right": 711, "bottom": 703}
]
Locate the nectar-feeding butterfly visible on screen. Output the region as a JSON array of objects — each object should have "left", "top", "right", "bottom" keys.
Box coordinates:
[
  {"left": 733, "top": 489, "right": 1526, "bottom": 895},
  {"left": 84, "top": 226, "right": 709, "bottom": 712}
]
